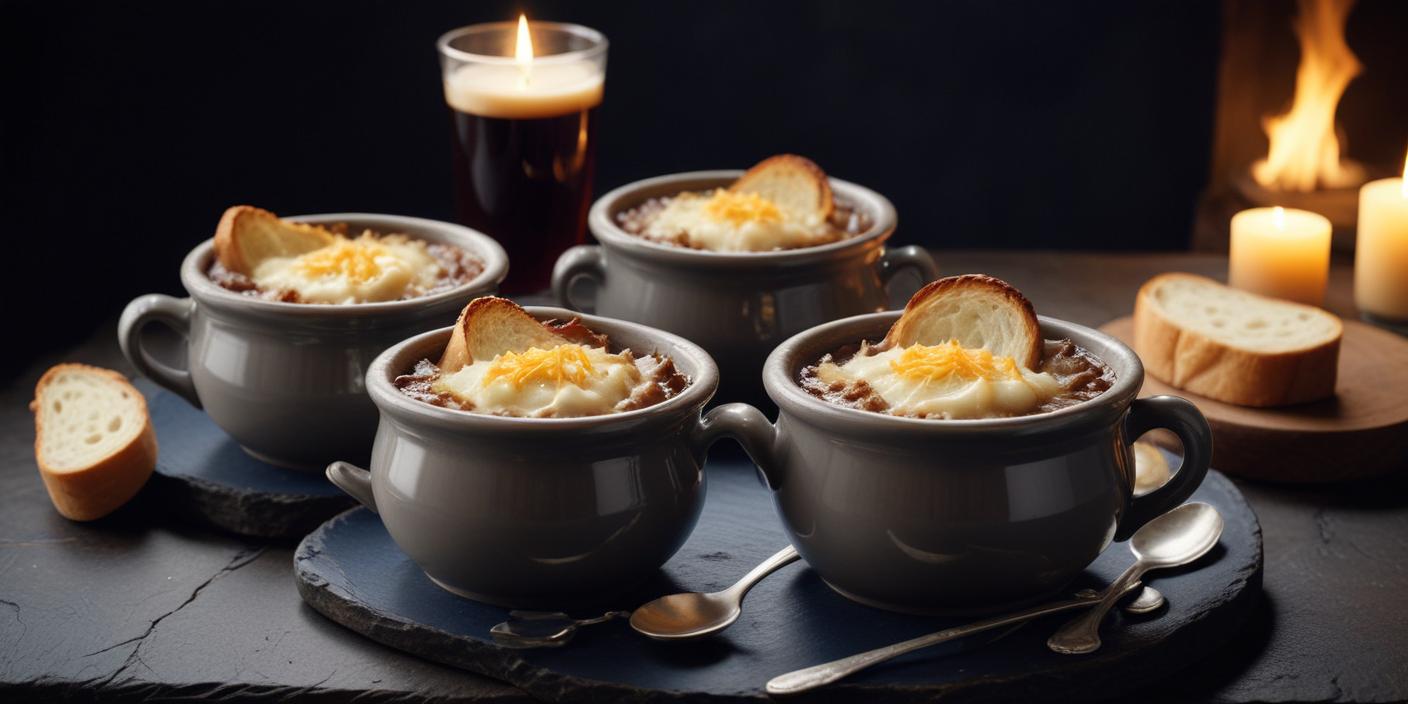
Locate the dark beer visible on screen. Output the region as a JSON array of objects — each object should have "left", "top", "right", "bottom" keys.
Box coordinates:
[
  {"left": 447, "top": 106, "right": 598, "bottom": 293},
  {"left": 439, "top": 20, "right": 607, "bottom": 294}
]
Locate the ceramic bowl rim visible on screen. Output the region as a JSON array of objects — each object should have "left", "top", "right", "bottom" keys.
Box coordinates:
[
  {"left": 365, "top": 306, "right": 720, "bottom": 434},
  {"left": 179, "top": 212, "right": 508, "bottom": 318},
  {"left": 588, "top": 169, "right": 898, "bottom": 268},
  {"left": 762, "top": 311, "right": 1144, "bottom": 437}
]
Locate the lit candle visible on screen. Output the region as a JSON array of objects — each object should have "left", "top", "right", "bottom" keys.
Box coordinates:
[
  {"left": 1229, "top": 206, "right": 1333, "bottom": 306},
  {"left": 442, "top": 15, "right": 604, "bottom": 120},
  {"left": 1354, "top": 153, "right": 1408, "bottom": 323}
]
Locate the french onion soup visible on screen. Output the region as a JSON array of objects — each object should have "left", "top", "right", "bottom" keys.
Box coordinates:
[
  {"left": 799, "top": 275, "right": 1114, "bottom": 420},
  {"left": 208, "top": 206, "right": 483, "bottom": 304},
  {"left": 615, "top": 155, "right": 871, "bottom": 252},
  {"left": 395, "top": 297, "right": 689, "bottom": 418}
]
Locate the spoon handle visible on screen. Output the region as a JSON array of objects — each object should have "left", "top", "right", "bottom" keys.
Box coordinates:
[
  {"left": 766, "top": 590, "right": 1113, "bottom": 696},
  {"left": 575, "top": 611, "right": 632, "bottom": 627},
  {"left": 1047, "top": 562, "right": 1147, "bottom": 655},
  {"left": 724, "top": 545, "right": 800, "bottom": 600}
]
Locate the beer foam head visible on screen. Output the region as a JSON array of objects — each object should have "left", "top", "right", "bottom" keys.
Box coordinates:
[{"left": 444, "top": 61, "right": 604, "bottom": 119}]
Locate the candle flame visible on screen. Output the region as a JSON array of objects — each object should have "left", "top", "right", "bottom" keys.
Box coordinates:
[
  {"left": 1273, "top": 206, "right": 1287, "bottom": 229},
  {"left": 1252, "top": 0, "right": 1366, "bottom": 193},
  {"left": 514, "top": 14, "right": 533, "bottom": 88}
]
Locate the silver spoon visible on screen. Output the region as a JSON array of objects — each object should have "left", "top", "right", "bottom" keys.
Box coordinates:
[
  {"left": 766, "top": 581, "right": 1148, "bottom": 696},
  {"left": 490, "top": 610, "right": 630, "bottom": 649},
  {"left": 1048, "top": 502, "right": 1223, "bottom": 654},
  {"left": 766, "top": 502, "right": 1215, "bottom": 696},
  {"left": 630, "top": 545, "right": 800, "bottom": 640},
  {"left": 1125, "top": 585, "right": 1165, "bottom": 614}
]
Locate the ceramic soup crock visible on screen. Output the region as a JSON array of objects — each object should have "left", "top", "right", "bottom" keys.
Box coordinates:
[
  {"left": 702, "top": 311, "right": 1213, "bottom": 613},
  {"left": 325, "top": 308, "right": 742, "bottom": 607},
  {"left": 118, "top": 213, "right": 508, "bottom": 470},
  {"left": 552, "top": 170, "right": 936, "bottom": 403}
]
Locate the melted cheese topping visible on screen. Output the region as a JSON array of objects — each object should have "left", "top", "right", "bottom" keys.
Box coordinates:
[
  {"left": 483, "top": 345, "right": 599, "bottom": 389},
  {"left": 645, "top": 189, "right": 832, "bottom": 251},
  {"left": 252, "top": 234, "right": 441, "bottom": 304},
  {"left": 433, "top": 344, "right": 646, "bottom": 417},
  {"left": 820, "top": 340, "right": 1064, "bottom": 419},
  {"left": 703, "top": 190, "right": 783, "bottom": 226}
]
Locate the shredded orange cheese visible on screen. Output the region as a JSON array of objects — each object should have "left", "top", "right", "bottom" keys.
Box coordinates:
[
  {"left": 295, "top": 238, "right": 388, "bottom": 282},
  {"left": 889, "top": 340, "right": 1023, "bottom": 383},
  {"left": 703, "top": 189, "right": 782, "bottom": 226},
  {"left": 483, "top": 345, "right": 600, "bottom": 388}
]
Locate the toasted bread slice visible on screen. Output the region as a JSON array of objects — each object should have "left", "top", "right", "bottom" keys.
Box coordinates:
[
  {"left": 731, "top": 154, "right": 834, "bottom": 222},
  {"left": 438, "top": 297, "right": 570, "bottom": 372},
  {"left": 883, "top": 275, "right": 1043, "bottom": 370},
  {"left": 213, "top": 205, "right": 336, "bottom": 275},
  {"left": 1133, "top": 272, "right": 1341, "bottom": 407},
  {"left": 31, "top": 364, "right": 158, "bottom": 521}
]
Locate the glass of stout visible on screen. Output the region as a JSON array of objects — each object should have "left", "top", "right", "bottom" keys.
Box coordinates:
[{"left": 438, "top": 21, "right": 607, "bottom": 294}]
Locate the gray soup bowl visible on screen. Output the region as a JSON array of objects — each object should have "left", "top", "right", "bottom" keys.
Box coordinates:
[
  {"left": 553, "top": 170, "right": 937, "bottom": 403},
  {"left": 118, "top": 213, "right": 508, "bottom": 470},
  {"left": 325, "top": 308, "right": 737, "bottom": 607},
  {"left": 703, "top": 311, "right": 1213, "bottom": 614}
]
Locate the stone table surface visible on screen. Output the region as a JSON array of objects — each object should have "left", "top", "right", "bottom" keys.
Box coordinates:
[{"left": 3, "top": 251, "right": 1406, "bottom": 703}]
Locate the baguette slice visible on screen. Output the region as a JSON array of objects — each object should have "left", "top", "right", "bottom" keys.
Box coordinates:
[
  {"left": 438, "top": 297, "right": 569, "bottom": 372},
  {"left": 213, "top": 205, "right": 336, "bottom": 276},
  {"left": 731, "top": 154, "right": 834, "bottom": 222},
  {"left": 1133, "top": 272, "right": 1342, "bottom": 407},
  {"left": 30, "top": 364, "right": 158, "bottom": 521},
  {"left": 884, "top": 274, "right": 1043, "bottom": 370}
]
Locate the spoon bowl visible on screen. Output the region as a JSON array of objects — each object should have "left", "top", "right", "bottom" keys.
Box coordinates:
[
  {"left": 1124, "top": 586, "right": 1166, "bottom": 614},
  {"left": 629, "top": 593, "right": 742, "bottom": 640},
  {"left": 1130, "top": 502, "right": 1224, "bottom": 567},
  {"left": 631, "top": 545, "right": 801, "bottom": 640}
]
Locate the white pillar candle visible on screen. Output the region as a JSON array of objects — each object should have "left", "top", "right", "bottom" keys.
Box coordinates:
[
  {"left": 1354, "top": 156, "right": 1408, "bottom": 322},
  {"left": 1229, "top": 206, "right": 1333, "bottom": 306}
]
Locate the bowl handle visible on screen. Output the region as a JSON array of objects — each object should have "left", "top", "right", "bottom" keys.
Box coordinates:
[
  {"left": 1116, "top": 395, "right": 1213, "bottom": 540},
  {"left": 551, "top": 245, "right": 605, "bottom": 313},
  {"left": 877, "top": 245, "right": 939, "bottom": 301},
  {"left": 693, "top": 403, "right": 784, "bottom": 490},
  {"left": 326, "top": 461, "right": 378, "bottom": 513},
  {"left": 118, "top": 293, "right": 200, "bottom": 407}
]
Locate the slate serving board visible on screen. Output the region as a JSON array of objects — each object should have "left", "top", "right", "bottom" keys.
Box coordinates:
[
  {"left": 294, "top": 455, "right": 1262, "bottom": 703},
  {"left": 138, "top": 380, "right": 353, "bottom": 540}
]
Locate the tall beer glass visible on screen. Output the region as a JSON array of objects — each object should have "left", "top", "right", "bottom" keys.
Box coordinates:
[{"left": 438, "top": 21, "right": 607, "bottom": 293}]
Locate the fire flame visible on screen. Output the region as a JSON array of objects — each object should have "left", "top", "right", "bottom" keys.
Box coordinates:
[
  {"left": 1252, "top": 0, "right": 1365, "bottom": 192},
  {"left": 514, "top": 14, "right": 533, "bottom": 87}
]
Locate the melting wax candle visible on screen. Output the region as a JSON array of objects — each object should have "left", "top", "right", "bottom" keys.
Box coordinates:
[
  {"left": 1354, "top": 154, "right": 1408, "bottom": 322},
  {"left": 1229, "top": 206, "right": 1332, "bottom": 306}
]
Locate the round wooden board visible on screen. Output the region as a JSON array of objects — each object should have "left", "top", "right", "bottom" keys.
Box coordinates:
[
  {"left": 295, "top": 457, "right": 1262, "bottom": 704},
  {"left": 1101, "top": 316, "right": 1408, "bottom": 483}
]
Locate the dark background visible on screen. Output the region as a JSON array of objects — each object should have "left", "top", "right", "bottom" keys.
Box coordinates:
[{"left": 2, "top": 0, "right": 1405, "bottom": 368}]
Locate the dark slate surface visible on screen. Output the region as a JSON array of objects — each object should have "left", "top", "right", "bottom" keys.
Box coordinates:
[
  {"left": 6, "top": 256, "right": 1408, "bottom": 702},
  {"left": 2, "top": 321, "right": 535, "bottom": 703},
  {"left": 294, "top": 456, "right": 1262, "bottom": 703},
  {"left": 137, "top": 379, "right": 354, "bottom": 540}
]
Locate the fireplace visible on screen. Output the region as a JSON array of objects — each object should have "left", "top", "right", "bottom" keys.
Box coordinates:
[{"left": 1194, "top": 0, "right": 1408, "bottom": 251}]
